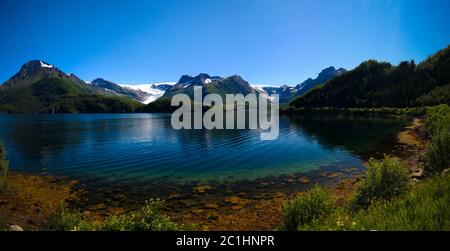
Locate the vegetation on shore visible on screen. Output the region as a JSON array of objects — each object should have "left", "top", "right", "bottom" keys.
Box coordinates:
[
  {"left": 46, "top": 199, "right": 181, "bottom": 231},
  {"left": 282, "top": 170, "right": 450, "bottom": 231},
  {"left": 421, "top": 105, "right": 450, "bottom": 174},
  {"left": 281, "top": 105, "right": 450, "bottom": 231},
  {"left": 281, "top": 106, "right": 428, "bottom": 117}
]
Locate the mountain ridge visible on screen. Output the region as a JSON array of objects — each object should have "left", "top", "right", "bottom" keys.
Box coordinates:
[
  {"left": 255, "top": 66, "right": 347, "bottom": 104},
  {"left": 139, "top": 73, "right": 258, "bottom": 113}
]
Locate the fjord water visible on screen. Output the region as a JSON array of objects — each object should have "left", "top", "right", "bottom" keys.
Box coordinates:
[{"left": 0, "top": 114, "right": 407, "bottom": 184}]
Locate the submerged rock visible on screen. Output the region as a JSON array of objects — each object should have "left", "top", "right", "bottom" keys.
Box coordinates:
[
  {"left": 204, "top": 203, "right": 219, "bottom": 210},
  {"left": 231, "top": 205, "right": 245, "bottom": 211},
  {"left": 206, "top": 212, "right": 219, "bottom": 221},
  {"left": 191, "top": 208, "right": 204, "bottom": 215},
  {"left": 224, "top": 196, "right": 242, "bottom": 205},
  {"left": 168, "top": 193, "right": 182, "bottom": 200},
  {"left": 193, "top": 185, "right": 213, "bottom": 194},
  {"left": 343, "top": 167, "right": 359, "bottom": 173},
  {"left": 298, "top": 177, "right": 311, "bottom": 184},
  {"left": 327, "top": 172, "right": 342, "bottom": 179}
]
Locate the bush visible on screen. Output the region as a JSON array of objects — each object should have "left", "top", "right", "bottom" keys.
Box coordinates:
[
  {"left": 46, "top": 199, "right": 178, "bottom": 231},
  {"left": 46, "top": 205, "right": 93, "bottom": 231},
  {"left": 0, "top": 143, "right": 8, "bottom": 192},
  {"left": 424, "top": 104, "right": 450, "bottom": 136},
  {"left": 281, "top": 185, "right": 335, "bottom": 231},
  {"left": 353, "top": 172, "right": 450, "bottom": 231},
  {"left": 350, "top": 156, "right": 410, "bottom": 210},
  {"left": 422, "top": 129, "right": 450, "bottom": 174},
  {"left": 421, "top": 104, "right": 450, "bottom": 174},
  {"left": 101, "top": 199, "right": 178, "bottom": 231},
  {"left": 282, "top": 173, "right": 450, "bottom": 231}
]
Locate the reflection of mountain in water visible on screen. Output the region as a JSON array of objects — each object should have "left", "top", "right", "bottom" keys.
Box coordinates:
[{"left": 286, "top": 114, "right": 408, "bottom": 156}]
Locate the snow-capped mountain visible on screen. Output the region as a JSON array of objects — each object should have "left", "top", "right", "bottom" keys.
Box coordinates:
[
  {"left": 141, "top": 73, "right": 257, "bottom": 112},
  {"left": 0, "top": 60, "right": 142, "bottom": 113}
]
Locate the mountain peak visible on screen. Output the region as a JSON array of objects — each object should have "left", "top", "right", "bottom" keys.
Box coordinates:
[
  {"left": 92, "top": 78, "right": 108, "bottom": 84},
  {"left": 321, "top": 66, "right": 336, "bottom": 73},
  {"left": 178, "top": 75, "right": 194, "bottom": 84},
  {"left": 19, "top": 60, "right": 55, "bottom": 72},
  {"left": 315, "top": 66, "right": 347, "bottom": 81},
  {"left": 2, "top": 60, "right": 68, "bottom": 87},
  {"left": 177, "top": 73, "right": 219, "bottom": 85}
]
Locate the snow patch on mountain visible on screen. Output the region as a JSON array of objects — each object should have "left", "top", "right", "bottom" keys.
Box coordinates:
[
  {"left": 120, "top": 82, "right": 176, "bottom": 104},
  {"left": 40, "top": 61, "right": 53, "bottom": 68}
]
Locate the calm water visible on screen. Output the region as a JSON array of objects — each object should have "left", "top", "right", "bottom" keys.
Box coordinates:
[{"left": 0, "top": 114, "right": 407, "bottom": 184}]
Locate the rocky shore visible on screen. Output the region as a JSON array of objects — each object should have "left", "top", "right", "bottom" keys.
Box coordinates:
[{"left": 0, "top": 173, "right": 78, "bottom": 230}]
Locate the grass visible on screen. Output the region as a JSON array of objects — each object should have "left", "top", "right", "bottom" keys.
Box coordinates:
[{"left": 46, "top": 199, "right": 180, "bottom": 231}]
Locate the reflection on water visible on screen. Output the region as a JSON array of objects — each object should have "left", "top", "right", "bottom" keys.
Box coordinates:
[{"left": 0, "top": 113, "right": 407, "bottom": 184}]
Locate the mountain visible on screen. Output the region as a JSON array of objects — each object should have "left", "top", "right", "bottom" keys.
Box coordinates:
[
  {"left": 254, "top": 66, "right": 347, "bottom": 104},
  {"left": 91, "top": 78, "right": 150, "bottom": 103},
  {"left": 297, "top": 67, "right": 347, "bottom": 96},
  {"left": 2, "top": 60, "right": 87, "bottom": 88},
  {"left": 290, "top": 45, "right": 450, "bottom": 108},
  {"left": 140, "top": 73, "right": 257, "bottom": 112},
  {"left": 0, "top": 60, "right": 143, "bottom": 113}
]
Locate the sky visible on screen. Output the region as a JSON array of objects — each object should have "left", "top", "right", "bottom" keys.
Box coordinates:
[{"left": 0, "top": 0, "right": 449, "bottom": 86}]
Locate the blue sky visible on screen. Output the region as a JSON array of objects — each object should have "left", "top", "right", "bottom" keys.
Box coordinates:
[{"left": 0, "top": 0, "right": 449, "bottom": 85}]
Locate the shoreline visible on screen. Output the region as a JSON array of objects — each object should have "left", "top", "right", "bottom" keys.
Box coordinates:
[
  {"left": 0, "top": 117, "right": 426, "bottom": 231},
  {"left": 0, "top": 173, "right": 79, "bottom": 230}
]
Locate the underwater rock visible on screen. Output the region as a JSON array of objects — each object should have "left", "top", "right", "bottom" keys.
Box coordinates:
[
  {"left": 298, "top": 177, "right": 311, "bottom": 184},
  {"left": 204, "top": 203, "right": 219, "bottom": 210},
  {"left": 193, "top": 185, "right": 213, "bottom": 194}
]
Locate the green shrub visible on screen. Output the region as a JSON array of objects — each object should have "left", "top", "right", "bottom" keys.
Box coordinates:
[
  {"left": 0, "top": 143, "right": 8, "bottom": 192},
  {"left": 422, "top": 129, "right": 450, "bottom": 174},
  {"left": 424, "top": 104, "right": 450, "bottom": 135},
  {"left": 46, "top": 205, "right": 93, "bottom": 231},
  {"left": 421, "top": 104, "right": 450, "bottom": 174},
  {"left": 281, "top": 185, "right": 335, "bottom": 231},
  {"left": 350, "top": 156, "right": 410, "bottom": 210},
  {"left": 284, "top": 173, "right": 450, "bottom": 231},
  {"left": 101, "top": 199, "right": 178, "bottom": 231},
  {"left": 353, "top": 172, "right": 450, "bottom": 231},
  {"left": 46, "top": 199, "right": 178, "bottom": 231}
]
